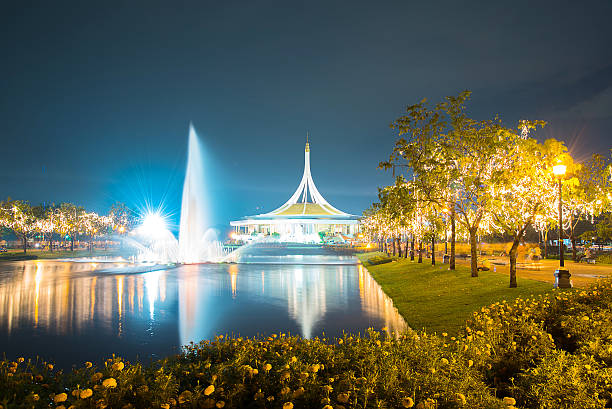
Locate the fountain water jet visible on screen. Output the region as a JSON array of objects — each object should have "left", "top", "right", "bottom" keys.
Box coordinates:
[{"left": 178, "top": 124, "right": 223, "bottom": 263}]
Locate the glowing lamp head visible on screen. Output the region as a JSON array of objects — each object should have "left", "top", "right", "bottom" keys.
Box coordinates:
[{"left": 553, "top": 164, "right": 567, "bottom": 176}]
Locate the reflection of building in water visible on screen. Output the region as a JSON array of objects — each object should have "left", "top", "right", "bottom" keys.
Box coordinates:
[
  {"left": 0, "top": 261, "right": 169, "bottom": 336},
  {"left": 284, "top": 266, "right": 328, "bottom": 339},
  {"left": 357, "top": 265, "right": 407, "bottom": 333}
]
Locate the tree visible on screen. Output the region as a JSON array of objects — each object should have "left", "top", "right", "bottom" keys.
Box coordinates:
[
  {"left": 559, "top": 152, "right": 610, "bottom": 261},
  {"left": 488, "top": 128, "right": 559, "bottom": 287},
  {"left": 108, "top": 202, "right": 136, "bottom": 235},
  {"left": 383, "top": 93, "right": 466, "bottom": 270},
  {"left": 0, "top": 199, "right": 38, "bottom": 254},
  {"left": 57, "top": 202, "right": 85, "bottom": 251}
]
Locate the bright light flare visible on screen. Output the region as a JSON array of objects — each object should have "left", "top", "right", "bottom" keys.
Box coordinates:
[{"left": 139, "top": 212, "right": 169, "bottom": 238}]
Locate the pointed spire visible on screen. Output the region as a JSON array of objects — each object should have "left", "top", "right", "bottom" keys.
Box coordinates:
[{"left": 305, "top": 131, "right": 310, "bottom": 152}]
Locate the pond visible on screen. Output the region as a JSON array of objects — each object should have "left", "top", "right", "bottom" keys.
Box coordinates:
[{"left": 0, "top": 248, "right": 406, "bottom": 368}]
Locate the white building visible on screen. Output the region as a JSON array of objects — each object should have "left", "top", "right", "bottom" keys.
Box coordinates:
[{"left": 230, "top": 139, "right": 361, "bottom": 243}]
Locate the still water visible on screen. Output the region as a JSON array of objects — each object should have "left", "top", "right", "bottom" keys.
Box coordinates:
[{"left": 0, "top": 252, "right": 406, "bottom": 368}]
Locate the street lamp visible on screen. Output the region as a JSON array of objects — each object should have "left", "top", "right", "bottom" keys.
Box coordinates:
[{"left": 553, "top": 163, "right": 571, "bottom": 288}]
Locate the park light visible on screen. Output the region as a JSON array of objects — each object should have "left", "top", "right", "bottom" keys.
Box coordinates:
[
  {"left": 553, "top": 164, "right": 566, "bottom": 176},
  {"left": 117, "top": 225, "right": 126, "bottom": 234},
  {"left": 553, "top": 160, "right": 571, "bottom": 288}
]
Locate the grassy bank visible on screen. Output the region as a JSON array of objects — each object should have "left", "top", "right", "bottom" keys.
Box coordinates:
[
  {"left": 2, "top": 280, "right": 611, "bottom": 408},
  {"left": 0, "top": 249, "right": 124, "bottom": 261},
  {"left": 357, "top": 252, "right": 553, "bottom": 334}
]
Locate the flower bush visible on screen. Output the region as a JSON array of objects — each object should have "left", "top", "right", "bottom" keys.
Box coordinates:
[{"left": 1, "top": 280, "right": 612, "bottom": 408}]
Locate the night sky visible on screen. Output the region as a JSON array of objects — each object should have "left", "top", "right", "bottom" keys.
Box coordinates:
[{"left": 2, "top": 1, "right": 611, "bottom": 233}]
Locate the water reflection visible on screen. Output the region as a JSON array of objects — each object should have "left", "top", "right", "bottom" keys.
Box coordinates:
[{"left": 0, "top": 257, "right": 406, "bottom": 367}]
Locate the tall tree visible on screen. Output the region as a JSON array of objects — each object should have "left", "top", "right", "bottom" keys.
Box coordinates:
[
  {"left": 0, "top": 199, "right": 38, "bottom": 254},
  {"left": 488, "top": 128, "right": 559, "bottom": 287}
]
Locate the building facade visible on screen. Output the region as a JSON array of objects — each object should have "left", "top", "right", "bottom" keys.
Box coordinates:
[{"left": 230, "top": 140, "right": 361, "bottom": 243}]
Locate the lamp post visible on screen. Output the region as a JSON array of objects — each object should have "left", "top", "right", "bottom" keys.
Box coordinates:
[{"left": 553, "top": 163, "right": 571, "bottom": 288}]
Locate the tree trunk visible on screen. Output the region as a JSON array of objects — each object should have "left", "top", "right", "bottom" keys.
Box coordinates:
[
  {"left": 570, "top": 231, "right": 577, "bottom": 261},
  {"left": 70, "top": 234, "right": 74, "bottom": 252},
  {"left": 450, "top": 205, "right": 456, "bottom": 270},
  {"left": 543, "top": 229, "right": 548, "bottom": 259},
  {"left": 509, "top": 223, "right": 530, "bottom": 288},
  {"left": 404, "top": 236, "right": 409, "bottom": 258},
  {"left": 469, "top": 227, "right": 478, "bottom": 277},
  {"left": 392, "top": 237, "right": 396, "bottom": 256},
  {"left": 418, "top": 241, "right": 423, "bottom": 263},
  {"left": 397, "top": 237, "right": 402, "bottom": 258},
  {"left": 384, "top": 240, "right": 388, "bottom": 256},
  {"left": 508, "top": 236, "right": 520, "bottom": 288},
  {"left": 22, "top": 235, "right": 27, "bottom": 254},
  {"left": 431, "top": 235, "right": 436, "bottom": 265},
  {"left": 410, "top": 237, "right": 415, "bottom": 261}
]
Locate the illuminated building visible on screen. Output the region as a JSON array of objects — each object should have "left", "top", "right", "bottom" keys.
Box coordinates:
[{"left": 230, "top": 139, "right": 361, "bottom": 243}]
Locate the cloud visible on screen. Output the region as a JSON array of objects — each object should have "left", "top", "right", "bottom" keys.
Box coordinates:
[{"left": 560, "top": 85, "right": 612, "bottom": 120}]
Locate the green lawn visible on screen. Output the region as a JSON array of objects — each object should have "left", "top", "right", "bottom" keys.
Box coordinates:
[
  {"left": 357, "top": 252, "right": 554, "bottom": 335},
  {"left": 0, "top": 249, "right": 124, "bottom": 261}
]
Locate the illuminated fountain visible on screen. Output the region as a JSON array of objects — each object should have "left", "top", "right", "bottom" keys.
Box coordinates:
[
  {"left": 177, "top": 124, "right": 226, "bottom": 263},
  {"left": 127, "top": 124, "right": 225, "bottom": 264}
]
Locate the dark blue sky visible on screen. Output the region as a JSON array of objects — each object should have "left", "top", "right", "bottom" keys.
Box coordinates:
[{"left": 1, "top": 0, "right": 611, "bottom": 232}]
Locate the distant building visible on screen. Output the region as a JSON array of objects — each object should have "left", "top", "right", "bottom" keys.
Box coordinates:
[{"left": 230, "top": 139, "right": 361, "bottom": 243}]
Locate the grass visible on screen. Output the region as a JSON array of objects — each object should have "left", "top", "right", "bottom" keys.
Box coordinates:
[
  {"left": 0, "top": 249, "right": 124, "bottom": 261},
  {"left": 357, "top": 252, "right": 553, "bottom": 334}
]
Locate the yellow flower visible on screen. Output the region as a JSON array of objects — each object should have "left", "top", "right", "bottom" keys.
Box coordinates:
[
  {"left": 54, "top": 393, "right": 68, "bottom": 403},
  {"left": 323, "top": 406, "right": 333, "bottom": 409},
  {"left": 216, "top": 401, "right": 225, "bottom": 408},
  {"left": 502, "top": 397, "right": 516, "bottom": 405},
  {"left": 80, "top": 389, "right": 93, "bottom": 399},
  {"left": 204, "top": 385, "right": 215, "bottom": 396},
  {"left": 281, "top": 371, "right": 290, "bottom": 380},
  {"left": 47, "top": 364, "right": 54, "bottom": 370},
  {"left": 292, "top": 387, "right": 304, "bottom": 399},
  {"left": 17, "top": 357, "right": 24, "bottom": 363},
  {"left": 112, "top": 362, "right": 124, "bottom": 371},
  {"left": 283, "top": 403, "right": 293, "bottom": 409},
  {"left": 310, "top": 364, "right": 320, "bottom": 373},
  {"left": 264, "top": 363, "right": 272, "bottom": 371},
  {"left": 468, "top": 360, "right": 473, "bottom": 367},
  {"left": 102, "top": 378, "right": 117, "bottom": 388},
  {"left": 161, "top": 405, "right": 170, "bottom": 409},
  {"left": 402, "top": 397, "right": 415, "bottom": 408},
  {"left": 290, "top": 356, "right": 297, "bottom": 363},
  {"left": 178, "top": 391, "right": 192, "bottom": 404},
  {"left": 32, "top": 394, "right": 40, "bottom": 401},
  {"left": 85, "top": 361, "right": 93, "bottom": 368},
  {"left": 440, "top": 358, "right": 449, "bottom": 365},
  {"left": 455, "top": 393, "right": 466, "bottom": 406},
  {"left": 91, "top": 372, "right": 103, "bottom": 382},
  {"left": 337, "top": 392, "right": 350, "bottom": 403}
]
